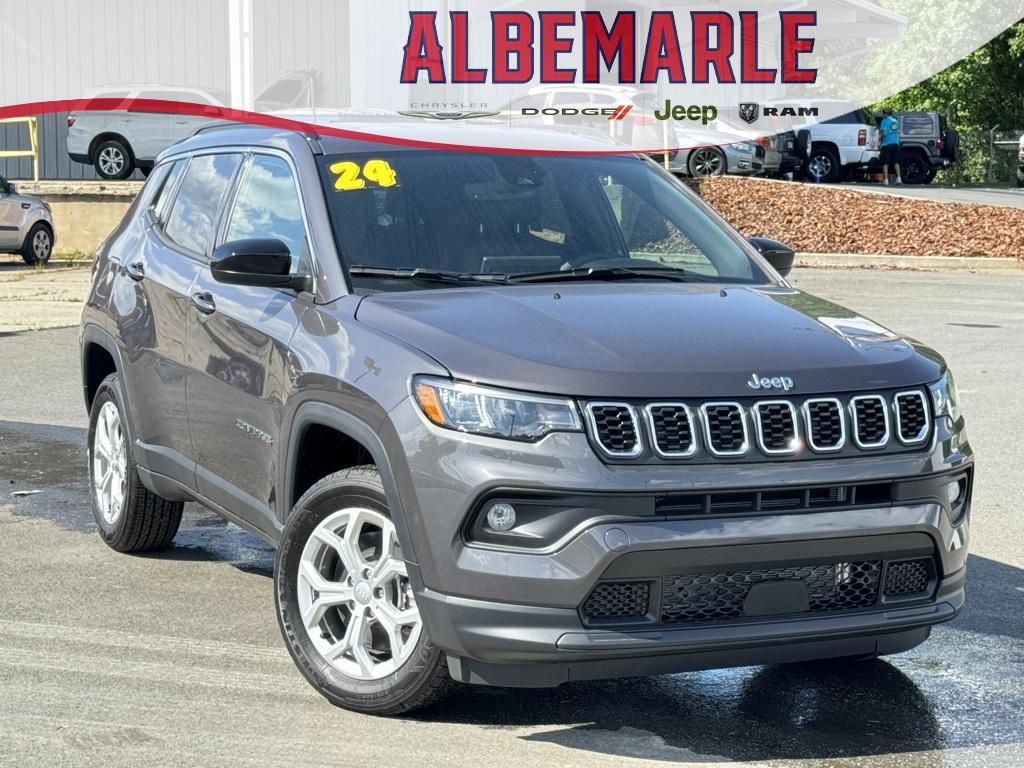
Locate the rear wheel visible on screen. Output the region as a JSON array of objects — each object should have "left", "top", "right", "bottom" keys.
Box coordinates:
[
  {"left": 899, "top": 152, "right": 930, "bottom": 185},
  {"left": 88, "top": 373, "right": 183, "bottom": 552},
  {"left": 275, "top": 466, "right": 451, "bottom": 715},
  {"left": 94, "top": 139, "right": 133, "bottom": 180},
  {"left": 20, "top": 223, "right": 52, "bottom": 266}
]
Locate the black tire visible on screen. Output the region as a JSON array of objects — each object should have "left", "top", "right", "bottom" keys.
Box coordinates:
[
  {"left": 923, "top": 167, "right": 938, "bottom": 185},
  {"left": 88, "top": 373, "right": 183, "bottom": 552},
  {"left": 805, "top": 145, "right": 841, "bottom": 183},
  {"left": 899, "top": 152, "right": 930, "bottom": 185},
  {"left": 93, "top": 139, "right": 133, "bottom": 180},
  {"left": 687, "top": 146, "right": 727, "bottom": 177},
  {"left": 275, "top": 465, "right": 452, "bottom": 715},
  {"left": 20, "top": 222, "right": 53, "bottom": 266},
  {"left": 795, "top": 129, "right": 811, "bottom": 163}
]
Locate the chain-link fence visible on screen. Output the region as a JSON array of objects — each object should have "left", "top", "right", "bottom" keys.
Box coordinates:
[{"left": 935, "top": 128, "right": 1023, "bottom": 186}]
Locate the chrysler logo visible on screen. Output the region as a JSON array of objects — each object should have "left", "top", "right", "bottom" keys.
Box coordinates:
[{"left": 748, "top": 373, "right": 794, "bottom": 391}]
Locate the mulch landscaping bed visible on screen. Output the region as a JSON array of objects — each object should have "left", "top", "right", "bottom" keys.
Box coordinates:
[{"left": 686, "top": 176, "right": 1024, "bottom": 259}]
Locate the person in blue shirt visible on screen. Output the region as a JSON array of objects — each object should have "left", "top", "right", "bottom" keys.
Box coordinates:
[{"left": 879, "top": 107, "right": 902, "bottom": 185}]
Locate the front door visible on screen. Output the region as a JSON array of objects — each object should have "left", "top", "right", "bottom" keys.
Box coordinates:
[{"left": 186, "top": 152, "right": 312, "bottom": 534}]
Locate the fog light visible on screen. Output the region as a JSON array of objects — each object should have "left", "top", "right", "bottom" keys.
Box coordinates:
[
  {"left": 485, "top": 503, "right": 517, "bottom": 532},
  {"left": 946, "top": 480, "right": 961, "bottom": 505}
]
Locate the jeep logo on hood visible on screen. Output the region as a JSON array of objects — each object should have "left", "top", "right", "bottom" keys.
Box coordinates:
[{"left": 748, "top": 373, "right": 794, "bottom": 391}]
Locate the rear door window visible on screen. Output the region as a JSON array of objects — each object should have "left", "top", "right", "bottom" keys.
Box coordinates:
[{"left": 163, "top": 153, "right": 243, "bottom": 257}]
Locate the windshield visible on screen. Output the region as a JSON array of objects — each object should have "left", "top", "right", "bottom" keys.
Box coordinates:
[{"left": 317, "top": 150, "right": 770, "bottom": 290}]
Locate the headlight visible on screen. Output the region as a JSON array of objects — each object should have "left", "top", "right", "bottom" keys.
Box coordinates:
[
  {"left": 413, "top": 377, "right": 582, "bottom": 442},
  {"left": 928, "top": 372, "right": 962, "bottom": 423}
]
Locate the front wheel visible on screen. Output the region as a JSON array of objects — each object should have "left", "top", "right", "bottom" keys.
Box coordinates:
[
  {"left": 275, "top": 466, "right": 451, "bottom": 715},
  {"left": 687, "top": 146, "right": 727, "bottom": 178},
  {"left": 805, "top": 146, "right": 841, "bottom": 183}
]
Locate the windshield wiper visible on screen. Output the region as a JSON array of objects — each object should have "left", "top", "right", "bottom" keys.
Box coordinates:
[
  {"left": 347, "top": 266, "right": 508, "bottom": 285},
  {"left": 506, "top": 266, "right": 694, "bottom": 284}
]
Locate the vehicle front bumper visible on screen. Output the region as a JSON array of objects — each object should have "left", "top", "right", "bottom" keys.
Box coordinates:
[{"left": 385, "top": 398, "right": 972, "bottom": 683}]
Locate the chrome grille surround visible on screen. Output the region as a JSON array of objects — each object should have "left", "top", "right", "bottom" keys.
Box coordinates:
[
  {"left": 699, "top": 402, "right": 749, "bottom": 458},
  {"left": 752, "top": 399, "right": 800, "bottom": 456},
  {"left": 584, "top": 402, "right": 643, "bottom": 458},
  {"left": 893, "top": 390, "right": 931, "bottom": 445},
  {"left": 643, "top": 403, "right": 697, "bottom": 458},
  {"left": 802, "top": 397, "right": 847, "bottom": 453},
  {"left": 850, "top": 394, "right": 891, "bottom": 449}
]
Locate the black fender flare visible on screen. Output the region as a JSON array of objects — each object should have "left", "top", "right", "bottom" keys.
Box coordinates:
[
  {"left": 80, "top": 323, "right": 126, "bottom": 407},
  {"left": 281, "top": 401, "right": 418, "bottom": 564}
]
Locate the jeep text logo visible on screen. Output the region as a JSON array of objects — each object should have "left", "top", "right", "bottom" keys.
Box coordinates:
[
  {"left": 747, "top": 373, "right": 795, "bottom": 391},
  {"left": 522, "top": 105, "right": 633, "bottom": 120},
  {"left": 654, "top": 101, "right": 718, "bottom": 125}
]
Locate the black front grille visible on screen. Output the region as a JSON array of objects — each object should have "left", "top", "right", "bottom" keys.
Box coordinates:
[
  {"left": 754, "top": 402, "right": 798, "bottom": 453},
  {"left": 648, "top": 404, "right": 694, "bottom": 456},
  {"left": 660, "top": 561, "right": 882, "bottom": 625},
  {"left": 655, "top": 481, "right": 893, "bottom": 518},
  {"left": 702, "top": 404, "right": 747, "bottom": 455},
  {"left": 588, "top": 404, "right": 639, "bottom": 455},
  {"left": 853, "top": 396, "right": 889, "bottom": 447},
  {"left": 582, "top": 581, "right": 650, "bottom": 619},
  {"left": 805, "top": 399, "right": 844, "bottom": 451},
  {"left": 895, "top": 392, "right": 929, "bottom": 444},
  {"left": 883, "top": 558, "right": 932, "bottom": 597}
]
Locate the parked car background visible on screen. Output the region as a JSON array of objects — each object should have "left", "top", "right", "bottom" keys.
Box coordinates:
[
  {"left": 869, "top": 111, "right": 960, "bottom": 184},
  {"left": 780, "top": 100, "right": 880, "bottom": 184},
  {"left": 0, "top": 174, "right": 55, "bottom": 265}
]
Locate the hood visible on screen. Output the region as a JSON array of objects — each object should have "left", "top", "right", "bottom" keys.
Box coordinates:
[{"left": 355, "top": 284, "right": 944, "bottom": 398}]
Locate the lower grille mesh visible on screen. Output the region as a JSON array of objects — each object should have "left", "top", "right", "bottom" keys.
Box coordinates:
[
  {"left": 660, "top": 561, "right": 881, "bottom": 624},
  {"left": 582, "top": 581, "right": 650, "bottom": 619},
  {"left": 883, "top": 559, "right": 931, "bottom": 597}
]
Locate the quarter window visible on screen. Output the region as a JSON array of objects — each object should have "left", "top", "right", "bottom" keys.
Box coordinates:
[
  {"left": 164, "top": 153, "right": 242, "bottom": 256},
  {"left": 224, "top": 154, "right": 309, "bottom": 271}
]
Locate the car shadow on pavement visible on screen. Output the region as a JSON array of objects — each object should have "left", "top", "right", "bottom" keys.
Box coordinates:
[{"left": 409, "top": 554, "right": 1024, "bottom": 764}]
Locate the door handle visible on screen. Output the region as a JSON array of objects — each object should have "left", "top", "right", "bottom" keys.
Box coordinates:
[
  {"left": 190, "top": 291, "right": 216, "bottom": 315},
  {"left": 126, "top": 261, "right": 145, "bottom": 281}
]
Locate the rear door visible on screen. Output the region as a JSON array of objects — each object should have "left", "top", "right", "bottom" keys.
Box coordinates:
[
  {"left": 107, "top": 157, "right": 217, "bottom": 487},
  {"left": 126, "top": 90, "right": 180, "bottom": 161},
  {"left": 185, "top": 151, "right": 312, "bottom": 534}
]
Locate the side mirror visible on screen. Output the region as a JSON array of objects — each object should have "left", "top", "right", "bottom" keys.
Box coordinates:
[
  {"left": 211, "top": 238, "right": 311, "bottom": 292},
  {"left": 748, "top": 236, "right": 796, "bottom": 278}
]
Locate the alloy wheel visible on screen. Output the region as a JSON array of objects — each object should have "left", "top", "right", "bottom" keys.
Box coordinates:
[
  {"left": 32, "top": 229, "right": 50, "bottom": 261},
  {"left": 808, "top": 153, "right": 833, "bottom": 179},
  {"left": 92, "top": 401, "right": 127, "bottom": 526},
  {"left": 691, "top": 148, "right": 724, "bottom": 177},
  {"left": 297, "top": 507, "right": 422, "bottom": 681},
  {"left": 98, "top": 147, "right": 125, "bottom": 176}
]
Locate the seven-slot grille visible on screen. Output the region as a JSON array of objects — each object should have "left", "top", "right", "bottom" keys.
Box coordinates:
[{"left": 585, "top": 389, "right": 930, "bottom": 460}]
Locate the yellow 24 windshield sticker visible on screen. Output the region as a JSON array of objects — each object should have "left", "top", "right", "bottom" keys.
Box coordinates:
[{"left": 330, "top": 159, "right": 399, "bottom": 191}]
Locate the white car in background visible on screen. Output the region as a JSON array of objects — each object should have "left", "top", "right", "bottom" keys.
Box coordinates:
[
  {"left": 786, "top": 99, "right": 881, "bottom": 183},
  {"left": 67, "top": 86, "right": 230, "bottom": 179},
  {"left": 66, "top": 72, "right": 322, "bottom": 179}
]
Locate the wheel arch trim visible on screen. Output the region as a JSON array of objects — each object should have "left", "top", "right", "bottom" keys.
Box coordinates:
[{"left": 282, "top": 402, "right": 418, "bottom": 563}]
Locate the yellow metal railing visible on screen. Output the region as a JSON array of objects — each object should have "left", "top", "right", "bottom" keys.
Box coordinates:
[{"left": 0, "top": 117, "right": 39, "bottom": 182}]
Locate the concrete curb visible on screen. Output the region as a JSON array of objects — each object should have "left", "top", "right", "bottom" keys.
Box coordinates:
[{"left": 795, "top": 252, "right": 1024, "bottom": 272}]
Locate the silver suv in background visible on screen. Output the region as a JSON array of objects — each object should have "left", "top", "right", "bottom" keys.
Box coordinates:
[{"left": 0, "top": 175, "right": 55, "bottom": 265}]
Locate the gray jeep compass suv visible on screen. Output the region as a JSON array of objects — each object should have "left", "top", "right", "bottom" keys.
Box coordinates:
[{"left": 80, "top": 124, "right": 973, "bottom": 715}]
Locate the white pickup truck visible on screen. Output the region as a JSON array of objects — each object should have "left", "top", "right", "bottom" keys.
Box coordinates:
[{"left": 792, "top": 100, "right": 881, "bottom": 184}]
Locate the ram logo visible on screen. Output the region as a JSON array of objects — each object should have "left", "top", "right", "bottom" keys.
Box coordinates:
[{"left": 739, "top": 103, "right": 760, "bottom": 124}]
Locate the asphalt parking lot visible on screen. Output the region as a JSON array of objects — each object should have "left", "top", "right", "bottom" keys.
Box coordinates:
[
  {"left": 845, "top": 183, "right": 1024, "bottom": 209},
  {"left": 0, "top": 268, "right": 1021, "bottom": 768}
]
